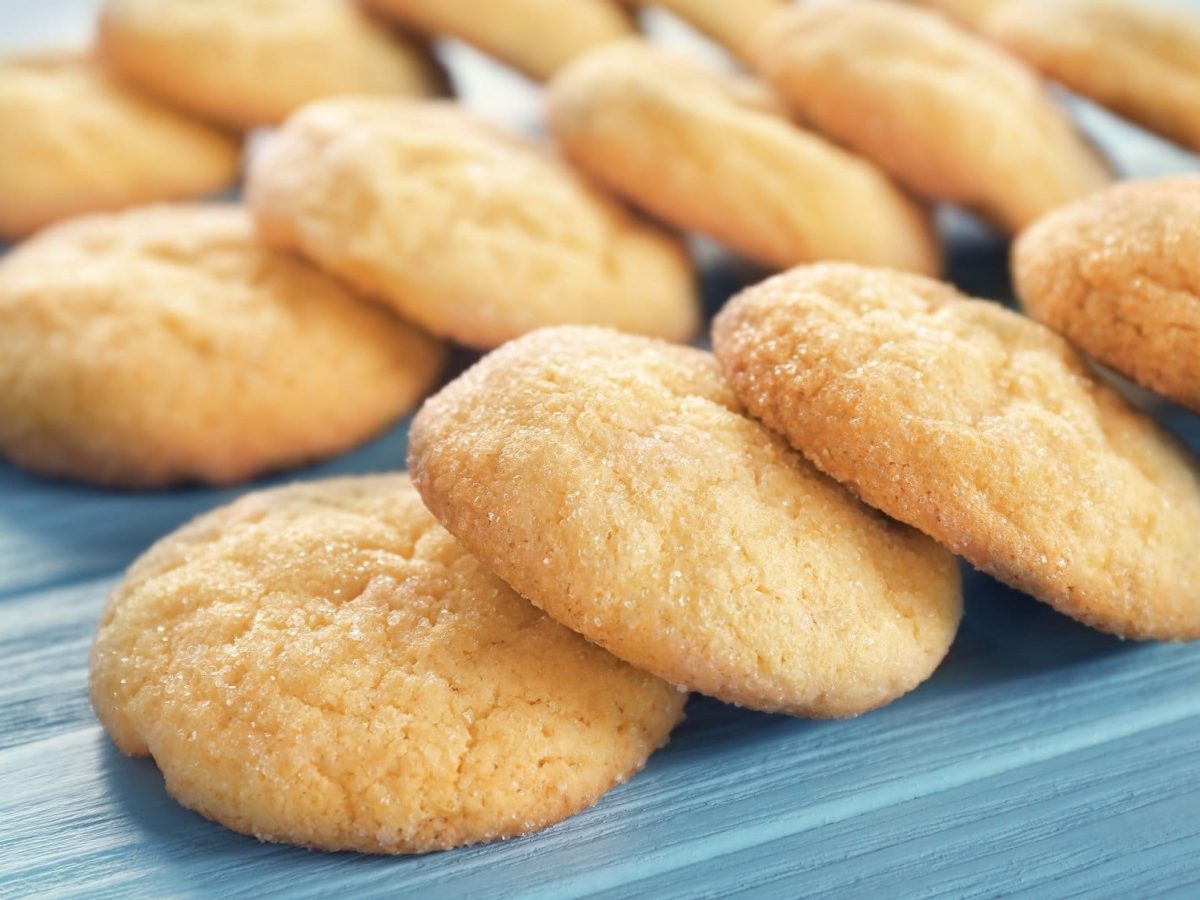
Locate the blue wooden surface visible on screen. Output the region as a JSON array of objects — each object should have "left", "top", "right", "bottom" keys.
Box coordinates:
[{"left": 4, "top": 3, "right": 1200, "bottom": 897}]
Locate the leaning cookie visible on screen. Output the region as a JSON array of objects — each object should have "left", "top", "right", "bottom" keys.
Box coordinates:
[
  {"left": 0, "top": 55, "right": 238, "bottom": 240},
  {"left": 0, "top": 205, "right": 444, "bottom": 487},
  {"left": 410, "top": 327, "right": 962, "bottom": 718},
  {"left": 713, "top": 263, "right": 1200, "bottom": 641},
  {"left": 97, "top": 0, "right": 445, "bottom": 130},
  {"left": 1013, "top": 177, "right": 1200, "bottom": 414},
  {"left": 625, "top": 0, "right": 785, "bottom": 63},
  {"left": 984, "top": 0, "right": 1200, "bottom": 154},
  {"left": 753, "top": 0, "right": 1111, "bottom": 234},
  {"left": 894, "top": 0, "right": 1009, "bottom": 29},
  {"left": 248, "top": 99, "right": 698, "bottom": 349},
  {"left": 365, "top": 0, "right": 635, "bottom": 80},
  {"left": 548, "top": 41, "right": 939, "bottom": 274},
  {"left": 91, "top": 474, "right": 685, "bottom": 853}
]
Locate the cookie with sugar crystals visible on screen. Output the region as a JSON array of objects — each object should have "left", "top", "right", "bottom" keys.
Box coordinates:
[
  {"left": 753, "top": 0, "right": 1111, "bottom": 233},
  {"left": 1013, "top": 176, "right": 1200, "bottom": 415},
  {"left": 547, "top": 40, "right": 939, "bottom": 274},
  {"left": 0, "top": 205, "right": 444, "bottom": 487},
  {"left": 98, "top": 0, "right": 445, "bottom": 130},
  {"left": 90, "top": 474, "right": 685, "bottom": 853},
  {"left": 248, "top": 98, "right": 698, "bottom": 349},
  {"left": 985, "top": 0, "right": 1200, "bottom": 153},
  {"left": 0, "top": 55, "right": 238, "bottom": 240},
  {"left": 713, "top": 263, "right": 1200, "bottom": 641},
  {"left": 409, "top": 326, "right": 962, "bottom": 718}
]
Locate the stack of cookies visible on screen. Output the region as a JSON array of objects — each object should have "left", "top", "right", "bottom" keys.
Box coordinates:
[{"left": 0, "top": 0, "right": 1196, "bottom": 858}]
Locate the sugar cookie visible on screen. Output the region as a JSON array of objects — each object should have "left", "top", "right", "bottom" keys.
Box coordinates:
[
  {"left": 628, "top": 0, "right": 785, "bottom": 63},
  {"left": 0, "top": 205, "right": 444, "bottom": 487},
  {"left": 548, "top": 41, "right": 939, "bottom": 274},
  {"left": 248, "top": 99, "right": 698, "bottom": 349},
  {"left": 409, "top": 326, "right": 962, "bottom": 718},
  {"left": 97, "top": 0, "right": 444, "bottom": 130},
  {"left": 365, "top": 0, "right": 635, "bottom": 80},
  {"left": 713, "top": 263, "right": 1200, "bottom": 641},
  {"left": 1013, "top": 176, "right": 1200, "bottom": 414},
  {"left": 0, "top": 55, "right": 238, "bottom": 240},
  {"left": 90, "top": 474, "right": 685, "bottom": 853},
  {"left": 753, "top": 0, "right": 1111, "bottom": 233},
  {"left": 895, "top": 0, "right": 1008, "bottom": 29},
  {"left": 985, "top": 0, "right": 1200, "bottom": 153}
]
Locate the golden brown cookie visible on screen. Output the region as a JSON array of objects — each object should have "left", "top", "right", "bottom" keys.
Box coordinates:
[
  {"left": 0, "top": 205, "right": 444, "bottom": 487},
  {"left": 409, "top": 326, "right": 963, "bottom": 718},
  {"left": 628, "top": 0, "right": 786, "bottom": 63},
  {"left": 97, "top": 0, "right": 444, "bottom": 130},
  {"left": 547, "top": 41, "right": 940, "bottom": 274},
  {"left": 365, "top": 0, "right": 635, "bottom": 80},
  {"left": 713, "top": 263, "right": 1200, "bottom": 641},
  {"left": 1013, "top": 176, "right": 1200, "bottom": 414},
  {"left": 90, "top": 474, "right": 685, "bottom": 853},
  {"left": 248, "top": 99, "right": 698, "bottom": 349},
  {"left": 984, "top": 0, "right": 1200, "bottom": 153},
  {"left": 0, "top": 55, "right": 238, "bottom": 240},
  {"left": 753, "top": 0, "right": 1111, "bottom": 233},
  {"left": 895, "top": 0, "right": 1009, "bottom": 29}
]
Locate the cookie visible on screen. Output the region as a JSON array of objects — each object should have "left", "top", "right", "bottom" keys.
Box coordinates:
[
  {"left": 364, "top": 0, "right": 635, "bottom": 81},
  {"left": 0, "top": 55, "right": 238, "bottom": 240},
  {"left": 248, "top": 99, "right": 698, "bottom": 349},
  {"left": 90, "top": 474, "right": 684, "bottom": 853},
  {"left": 713, "top": 263, "right": 1200, "bottom": 641},
  {"left": 1012, "top": 176, "right": 1200, "bottom": 414},
  {"left": 409, "top": 326, "right": 962, "bottom": 718},
  {"left": 984, "top": 0, "right": 1200, "bottom": 153},
  {"left": 0, "top": 205, "right": 444, "bottom": 488},
  {"left": 753, "top": 0, "right": 1111, "bottom": 234},
  {"left": 98, "top": 0, "right": 445, "bottom": 130},
  {"left": 626, "top": 0, "right": 786, "bottom": 63},
  {"left": 547, "top": 41, "right": 940, "bottom": 274},
  {"left": 894, "top": 0, "right": 1008, "bottom": 29}
]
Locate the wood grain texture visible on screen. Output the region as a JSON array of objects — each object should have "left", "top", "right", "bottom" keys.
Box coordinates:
[{"left": 3, "top": 3, "right": 1200, "bottom": 895}]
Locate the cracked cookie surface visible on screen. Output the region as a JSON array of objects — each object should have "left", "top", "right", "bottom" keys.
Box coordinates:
[
  {"left": 547, "top": 40, "right": 939, "bottom": 274},
  {"left": 753, "top": 0, "right": 1111, "bottom": 233},
  {"left": 1013, "top": 176, "right": 1200, "bottom": 414},
  {"left": 713, "top": 263, "right": 1200, "bottom": 640},
  {"left": 90, "top": 474, "right": 685, "bottom": 853},
  {"left": 409, "top": 326, "right": 961, "bottom": 718},
  {"left": 248, "top": 99, "right": 698, "bottom": 349},
  {"left": 0, "top": 205, "right": 444, "bottom": 487}
]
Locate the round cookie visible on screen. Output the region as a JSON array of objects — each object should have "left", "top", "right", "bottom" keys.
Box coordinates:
[
  {"left": 713, "top": 263, "right": 1200, "bottom": 641},
  {"left": 0, "top": 205, "right": 444, "bottom": 488},
  {"left": 547, "top": 41, "right": 940, "bottom": 274},
  {"left": 98, "top": 0, "right": 445, "bottom": 131},
  {"left": 0, "top": 55, "right": 238, "bottom": 240},
  {"left": 752, "top": 0, "right": 1112, "bottom": 234},
  {"left": 1013, "top": 176, "right": 1200, "bottom": 414},
  {"left": 984, "top": 0, "right": 1200, "bottom": 153},
  {"left": 409, "top": 326, "right": 963, "bottom": 718},
  {"left": 626, "top": 0, "right": 786, "bottom": 63},
  {"left": 90, "top": 474, "right": 685, "bottom": 853},
  {"left": 248, "top": 99, "right": 698, "bottom": 349},
  {"left": 364, "top": 0, "right": 635, "bottom": 81},
  {"left": 894, "top": 0, "right": 1009, "bottom": 29}
]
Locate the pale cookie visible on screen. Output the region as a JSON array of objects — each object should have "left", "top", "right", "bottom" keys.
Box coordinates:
[
  {"left": 713, "top": 263, "right": 1200, "bottom": 641},
  {"left": 98, "top": 0, "right": 444, "bottom": 131},
  {"left": 90, "top": 474, "right": 684, "bottom": 853},
  {"left": 0, "top": 55, "right": 238, "bottom": 240},
  {"left": 625, "top": 0, "right": 786, "bottom": 63},
  {"left": 753, "top": 0, "right": 1111, "bottom": 234},
  {"left": 409, "top": 326, "right": 962, "bottom": 718},
  {"left": 985, "top": 0, "right": 1200, "bottom": 153},
  {"left": 548, "top": 41, "right": 940, "bottom": 274},
  {"left": 1013, "top": 176, "right": 1200, "bottom": 414},
  {"left": 248, "top": 99, "right": 698, "bottom": 349},
  {"left": 364, "top": 0, "right": 635, "bottom": 81},
  {"left": 0, "top": 205, "right": 444, "bottom": 488},
  {"left": 895, "top": 0, "right": 1009, "bottom": 30}
]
